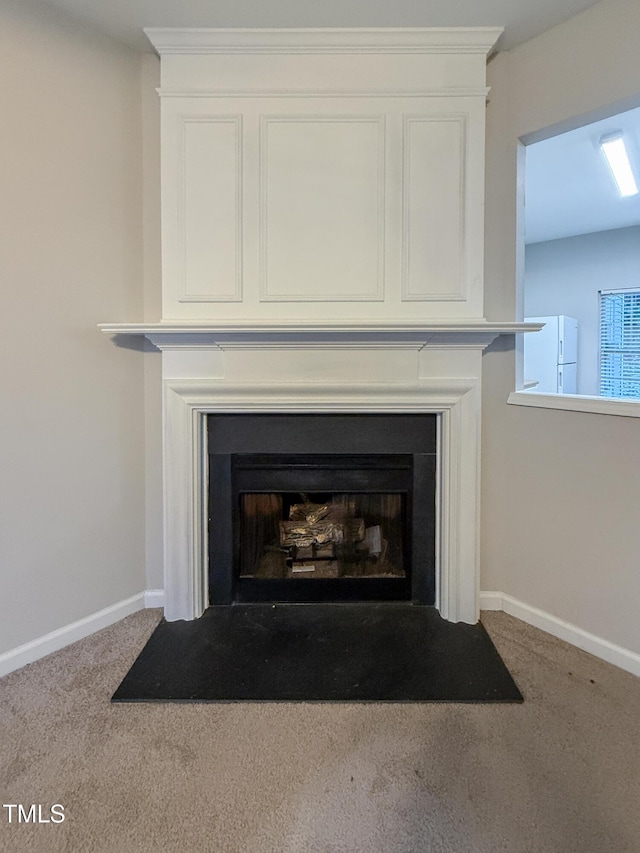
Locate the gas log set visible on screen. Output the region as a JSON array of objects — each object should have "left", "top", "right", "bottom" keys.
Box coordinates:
[{"left": 240, "top": 494, "right": 405, "bottom": 580}]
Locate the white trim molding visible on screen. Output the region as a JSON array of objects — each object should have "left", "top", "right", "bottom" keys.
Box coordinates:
[
  {"left": 156, "top": 88, "right": 492, "bottom": 100},
  {"left": 100, "top": 321, "right": 540, "bottom": 349},
  {"left": 0, "top": 594, "right": 145, "bottom": 679},
  {"left": 480, "top": 591, "right": 640, "bottom": 678},
  {"left": 0, "top": 591, "right": 167, "bottom": 679},
  {"left": 145, "top": 27, "right": 504, "bottom": 57},
  {"left": 508, "top": 390, "right": 640, "bottom": 418},
  {"left": 144, "top": 589, "right": 165, "bottom": 609}
]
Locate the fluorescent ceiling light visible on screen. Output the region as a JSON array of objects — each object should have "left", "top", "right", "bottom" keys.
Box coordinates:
[{"left": 600, "top": 133, "right": 639, "bottom": 197}]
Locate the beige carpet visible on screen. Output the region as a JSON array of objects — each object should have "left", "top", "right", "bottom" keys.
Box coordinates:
[{"left": 1, "top": 610, "right": 639, "bottom": 853}]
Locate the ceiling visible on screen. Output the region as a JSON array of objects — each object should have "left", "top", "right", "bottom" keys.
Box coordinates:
[
  {"left": 37, "top": 0, "right": 602, "bottom": 54},
  {"left": 525, "top": 106, "right": 640, "bottom": 244}
]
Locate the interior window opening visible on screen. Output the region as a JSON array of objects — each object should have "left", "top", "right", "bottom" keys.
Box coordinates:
[{"left": 521, "top": 105, "right": 640, "bottom": 401}]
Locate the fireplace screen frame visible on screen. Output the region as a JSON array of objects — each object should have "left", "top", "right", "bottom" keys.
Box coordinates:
[{"left": 207, "top": 413, "right": 437, "bottom": 605}]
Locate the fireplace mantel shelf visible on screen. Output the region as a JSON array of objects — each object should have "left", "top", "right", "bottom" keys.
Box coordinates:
[{"left": 100, "top": 320, "right": 541, "bottom": 350}]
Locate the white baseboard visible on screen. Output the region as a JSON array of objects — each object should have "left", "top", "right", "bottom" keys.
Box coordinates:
[
  {"left": 478, "top": 591, "right": 504, "bottom": 611},
  {"left": 0, "top": 589, "right": 167, "bottom": 679},
  {"left": 8, "top": 589, "right": 636, "bottom": 682},
  {"left": 144, "top": 589, "right": 165, "bottom": 608},
  {"left": 480, "top": 591, "right": 640, "bottom": 679}
]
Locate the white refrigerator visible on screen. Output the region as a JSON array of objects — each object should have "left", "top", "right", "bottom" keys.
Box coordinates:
[{"left": 524, "top": 315, "right": 578, "bottom": 394}]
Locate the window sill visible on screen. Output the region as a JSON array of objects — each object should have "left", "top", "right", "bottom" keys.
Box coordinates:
[{"left": 507, "top": 390, "right": 640, "bottom": 418}]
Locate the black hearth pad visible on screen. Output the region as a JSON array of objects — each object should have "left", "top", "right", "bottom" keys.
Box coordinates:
[{"left": 112, "top": 604, "right": 523, "bottom": 703}]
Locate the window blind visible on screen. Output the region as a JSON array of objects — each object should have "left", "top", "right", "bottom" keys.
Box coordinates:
[{"left": 599, "top": 289, "right": 640, "bottom": 399}]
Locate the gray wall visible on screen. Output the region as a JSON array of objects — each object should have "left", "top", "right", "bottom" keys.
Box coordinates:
[
  {"left": 4, "top": 0, "right": 640, "bottom": 663},
  {"left": 140, "top": 53, "right": 164, "bottom": 592},
  {"left": 525, "top": 225, "right": 640, "bottom": 396},
  {"left": 0, "top": 0, "right": 146, "bottom": 655},
  {"left": 482, "top": 0, "right": 640, "bottom": 656}
]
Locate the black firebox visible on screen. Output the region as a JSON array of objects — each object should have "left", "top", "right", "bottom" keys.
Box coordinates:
[{"left": 207, "top": 414, "right": 436, "bottom": 604}]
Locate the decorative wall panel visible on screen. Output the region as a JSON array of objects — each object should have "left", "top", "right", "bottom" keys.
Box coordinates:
[
  {"left": 179, "top": 117, "right": 242, "bottom": 302},
  {"left": 260, "top": 117, "right": 384, "bottom": 302},
  {"left": 402, "top": 116, "right": 466, "bottom": 301}
]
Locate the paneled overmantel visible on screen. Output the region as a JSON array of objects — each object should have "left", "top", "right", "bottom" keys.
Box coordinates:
[
  {"left": 147, "top": 27, "right": 504, "bottom": 323},
  {"left": 102, "top": 26, "right": 537, "bottom": 626}
]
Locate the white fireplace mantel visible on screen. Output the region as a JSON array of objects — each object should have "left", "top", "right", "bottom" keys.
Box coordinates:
[
  {"left": 101, "top": 321, "right": 539, "bottom": 626},
  {"left": 101, "top": 26, "right": 538, "bottom": 627}
]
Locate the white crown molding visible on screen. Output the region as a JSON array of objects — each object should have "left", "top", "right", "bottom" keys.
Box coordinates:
[
  {"left": 145, "top": 28, "right": 504, "bottom": 57},
  {"left": 156, "top": 88, "right": 492, "bottom": 100}
]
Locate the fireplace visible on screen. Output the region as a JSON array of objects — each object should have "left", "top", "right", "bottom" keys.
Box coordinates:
[
  {"left": 101, "top": 27, "right": 535, "bottom": 626},
  {"left": 207, "top": 414, "right": 436, "bottom": 604}
]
